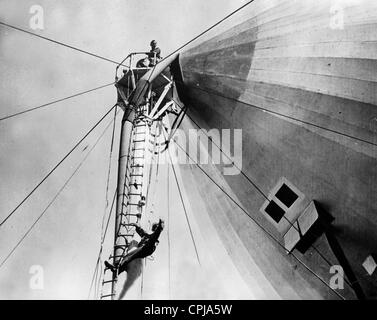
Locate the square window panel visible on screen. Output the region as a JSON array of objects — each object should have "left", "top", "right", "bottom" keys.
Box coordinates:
[
  {"left": 265, "top": 200, "right": 285, "bottom": 223},
  {"left": 275, "top": 183, "right": 299, "bottom": 208}
]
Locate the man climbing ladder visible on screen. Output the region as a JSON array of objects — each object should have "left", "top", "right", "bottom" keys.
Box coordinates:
[{"left": 105, "top": 218, "right": 165, "bottom": 275}]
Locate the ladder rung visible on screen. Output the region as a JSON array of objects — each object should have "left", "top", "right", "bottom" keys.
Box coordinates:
[
  {"left": 130, "top": 174, "right": 143, "bottom": 177},
  {"left": 128, "top": 192, "right": 141, "bottom": 196},
  {"left": 119, "top": 230, "right": 132, "bottom": 235},
  {"left": 129, "top": 183, "right": 142, "bottom": 187},
  {"left": 114, "top": 244, "right": 128, "bottom": 248},
  {"left": 123, "top": 204, "right": 136, "bottom": 208},
  {"left": 134, "top": 131, "right": 146, "bottom": 135},
  {"left": 132, "top": 148, "right": 145, "bottom": 151},
  {"left": 133, "top": 139, "right": 146, "bottom": 143},
  {"left": 131, "top": 164, "right": 144, "bottom": 168},
  {"left": 117, "top": 233, "right": 134, "bottom": 237},
  {"left": 102, "top": 279, "right": 116, "bottom": 285},
  {"left": 101, "top": 294, "right": 116, "bottom": 298},
  {"left": 124, "top": 213, "right": 142, "bottom": 218},
  {"left": 110, "top": 254, "right": 126, "bottom": 259},
  {"left": 121, "top": 223, "right": 137, "bottom": 227}
]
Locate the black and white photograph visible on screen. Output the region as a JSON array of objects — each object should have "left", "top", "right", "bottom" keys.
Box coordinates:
[{"left": 0, "top": 0, "right": 376, "bottom": 304}]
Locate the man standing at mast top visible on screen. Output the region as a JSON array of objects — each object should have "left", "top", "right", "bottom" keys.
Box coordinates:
[{"left": 148, "top": 40, "right": 162, "bottom": 66}]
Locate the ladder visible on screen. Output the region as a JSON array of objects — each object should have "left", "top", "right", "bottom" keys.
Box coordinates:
[
  {"left": 98, "top": 53, "right": 176, "bottom": 300},
  {"left": 100, "top": 106, "right": 150, "bottom": 300}
]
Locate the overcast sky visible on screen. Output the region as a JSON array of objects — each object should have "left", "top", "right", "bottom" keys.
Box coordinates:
[{"left": 0, "top": 0, "right": 255, "bottom": 299}]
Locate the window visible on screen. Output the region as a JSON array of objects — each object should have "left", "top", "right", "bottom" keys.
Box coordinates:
[
  {"left": 275, "top": 184, "right": 298, "bottom": 208},
  {"left": 265, "top": 200, "right": 286, "bottom": 223},
  {"left": 260, "top": 177, "right": 305, "bottom": 231}
]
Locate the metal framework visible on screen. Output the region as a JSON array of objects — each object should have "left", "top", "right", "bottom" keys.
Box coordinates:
[{"left": 100, "top": 52, "right": 176, "bottom": 300}]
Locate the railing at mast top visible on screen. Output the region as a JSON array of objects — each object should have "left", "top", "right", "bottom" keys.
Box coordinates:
[{"left": 115, "top": 51, "right": 157, "bottom": 81}]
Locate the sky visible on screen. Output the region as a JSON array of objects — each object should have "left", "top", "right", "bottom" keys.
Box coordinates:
[{"left": 0, "top": 0, "right": 252, "bottom": 299}]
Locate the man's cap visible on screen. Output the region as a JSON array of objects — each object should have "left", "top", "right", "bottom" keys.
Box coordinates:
[{"left": 150, "top": 40, "right": 157, "bottom": 46}]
